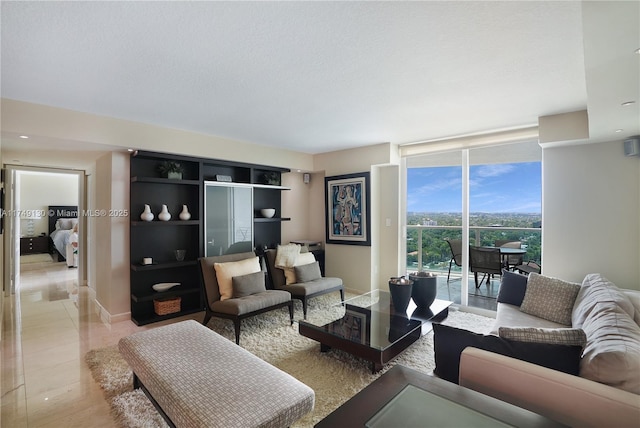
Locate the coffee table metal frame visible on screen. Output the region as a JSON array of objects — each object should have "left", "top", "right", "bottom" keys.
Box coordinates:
[{"left": 299, "top": 290, "right": 451, "bottom": 372}]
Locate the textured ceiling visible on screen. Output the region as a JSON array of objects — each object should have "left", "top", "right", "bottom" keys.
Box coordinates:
[{"left": 1, "top": 1, "right": 638, "bottom": 158}]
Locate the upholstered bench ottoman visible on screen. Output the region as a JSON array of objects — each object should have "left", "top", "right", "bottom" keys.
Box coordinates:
[{"left": 118, "top": 320, "right": 315, "bottom": 428}]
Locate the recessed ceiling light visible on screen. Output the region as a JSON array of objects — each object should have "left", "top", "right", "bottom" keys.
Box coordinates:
[
  {"left": 635, "top": 48, "right": 640, "bottom": 54},
  {"left": 621, "top": 101, "right": 636, "bottom": 107},
  {"left": 127, "top": 148, "right": 134, "bottom": 152},
  {"left": 19, "top": 135, "right": 29, "bottom": 139},
  {"left": 615, "top": 129, "right": 623, "bottom": 133}
]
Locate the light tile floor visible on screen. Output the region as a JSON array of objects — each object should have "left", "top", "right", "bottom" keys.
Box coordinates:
[
  {"left": 1, "top": 260, "right": 199, "bottom": 427},
  {"left": 2, "top": 261, "right": 499, "bottom": 427}
]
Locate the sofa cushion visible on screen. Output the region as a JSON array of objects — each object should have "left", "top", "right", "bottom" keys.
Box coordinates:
[
  {"left": 580, "top": 301, "right": 640, "bottom": 394},
  {"left": 496, "top": 270, "right": 528, "bottom": 306},
  {"left": 213, "top": 257, "right": 261, "bottom": 301},
  {"left": 572, "top": 273, "right": 636, "bottom": 329},
  {"left": 232, "top": 271, "right": 267, "bottom": 298},
  {"left": 433, "top": 323, "right": 582, "bottom": 384},
  {"left": 295, "top": 261, "right": 322, "bottom": 283},
  {"left": 491, "top": 303, "right": 565, "bottom": 335},
  {"left": 519, "top": 273, "right": 580, "bottom": 326},
  {"left": 498, "top": 327, "right": 587, "bottom": 348}
]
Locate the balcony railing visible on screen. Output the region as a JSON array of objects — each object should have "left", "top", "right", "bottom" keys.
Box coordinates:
[{"left": 406, "top": 225, "right": 541, "bottom": 275}]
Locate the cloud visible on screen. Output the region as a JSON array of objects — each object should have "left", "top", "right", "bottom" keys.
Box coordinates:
[{"left": 474, "top": 164, "right": 516, "bottom": 178}]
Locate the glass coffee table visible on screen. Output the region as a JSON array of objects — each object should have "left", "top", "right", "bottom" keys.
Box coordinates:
[{"left": 299, "top": 290, "right": 451, "bottom": 372}]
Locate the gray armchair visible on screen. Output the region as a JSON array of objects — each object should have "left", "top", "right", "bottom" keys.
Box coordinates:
[
  {"left": 264, "top": 249, "right": 344, "bottom": 319},
  {"left": 199, "top": 251, "right": 293, "bottom": 344}
]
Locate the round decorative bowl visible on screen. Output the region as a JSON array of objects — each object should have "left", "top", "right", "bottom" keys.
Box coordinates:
[
  {"left": 152, "top": 282, "right": 180, "bottom": 292},
  {"left": 260, "top": 208, "right": 276, "bottom": 218}
]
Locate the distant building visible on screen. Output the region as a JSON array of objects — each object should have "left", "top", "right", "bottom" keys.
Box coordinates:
[{"left": 422, "top": 218, "right": 437, "bottom": 226}]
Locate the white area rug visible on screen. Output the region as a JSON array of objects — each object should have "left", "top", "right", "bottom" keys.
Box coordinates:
[
  {"left": 19, "top": 253, "right": 53, "bottom": 264},
  {"left": 85, "top": 297, "right": 495, "bottom": 428}
]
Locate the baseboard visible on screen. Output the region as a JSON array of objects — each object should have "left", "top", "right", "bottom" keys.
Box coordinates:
[{"left": 91, "top": 289, "right": 131, "bottom": 325}]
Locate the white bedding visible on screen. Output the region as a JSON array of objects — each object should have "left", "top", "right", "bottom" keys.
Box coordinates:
[{"left": 50, "top": 228, "right": 78, "bottom": 267}]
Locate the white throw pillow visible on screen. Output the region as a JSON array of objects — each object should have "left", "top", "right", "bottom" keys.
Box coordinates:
[
  {"left": 275, "top": 243, "right": 301, "bottom": 268},
  {"left": 213, "top": 257, "right": 261, "bottom": 301}
]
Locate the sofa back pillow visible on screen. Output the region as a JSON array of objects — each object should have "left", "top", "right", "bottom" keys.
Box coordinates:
[
  {"left": 572, "top": 273, "right": 635, "bottom": 329},
  {"left": 498, "top": 327, "right": 587, "bottom": 348},
  {"left": 496, "top": 270, "right": 528, "bottom": 306},
  {"left": 433, "top": 323, "right": 582, "bottom": 384},
  {"left": 519, "top": 273, "right": 580, "bottom": 326},
  {"left": 580, "top": 301, "right": 640, "bottom": 394}
]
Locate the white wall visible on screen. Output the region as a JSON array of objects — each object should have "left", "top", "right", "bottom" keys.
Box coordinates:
[
  {"left": 543, "top": 141, "right": 640, "bottom": 288},
  {"left": 93, "top": 152, "right": 130, "bottom": 322},
  {"left": 18, "top": 172, "right": 78, "bottom": 236},
  {"left": 281, "top": 171, "right": 310, "bottom": 244},
  {"left": 313, "top": 143, "right": 397, "bottom": 293}
]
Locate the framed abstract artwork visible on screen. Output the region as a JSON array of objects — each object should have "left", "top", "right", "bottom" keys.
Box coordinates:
[{"left": 325, "top": 172, "right": 371, "bottom": 246}]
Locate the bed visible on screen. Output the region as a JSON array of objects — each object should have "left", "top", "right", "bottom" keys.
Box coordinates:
[{"left": 48, "top": 205, "right": 79, "bottom": 267}]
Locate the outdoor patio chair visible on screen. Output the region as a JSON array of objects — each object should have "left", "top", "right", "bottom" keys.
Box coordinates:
[
  {"left": 495, "top": 240, "right": 524, "bottom": 270},
  {"left": 516, "top": 260, "right": 541, "bottom": 275},
  {"left": 469, "top": 246, "right": 502, "bottom": 288},
  {"left": 445, "top": 239, "right": 463, "bottom": 283}
]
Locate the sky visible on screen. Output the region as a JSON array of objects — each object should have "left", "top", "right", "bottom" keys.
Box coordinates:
[{"left": 407, "top": 162, "right": 541, "bottom": 213}]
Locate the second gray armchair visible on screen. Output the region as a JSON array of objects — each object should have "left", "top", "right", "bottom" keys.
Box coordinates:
[{"left": 264, "top": 249, "right": 344, "bottom": 319}]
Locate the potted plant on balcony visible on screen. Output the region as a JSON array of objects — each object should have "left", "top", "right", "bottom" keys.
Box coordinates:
[{"left": 157, "top": 161, "right": 184, "bottom": 179}]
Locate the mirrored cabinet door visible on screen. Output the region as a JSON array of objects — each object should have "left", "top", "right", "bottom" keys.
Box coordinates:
[{"left": 205, "top": 182, "right": 253, "bottom": 256}]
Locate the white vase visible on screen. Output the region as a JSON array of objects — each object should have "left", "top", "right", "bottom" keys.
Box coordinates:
[
  {"left": 140, "top": 204, "right": 154, "bottom": 222},
  {"left": 179, "top": 205, "right": 191, "bottom": 221},
  {"left": 158, "top": 204, "right": 171, "bottom": 221}
]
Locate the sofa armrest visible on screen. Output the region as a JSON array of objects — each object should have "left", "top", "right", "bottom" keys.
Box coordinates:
[{"left": 459, "top": 347, "right": 640, "bottom": 428}]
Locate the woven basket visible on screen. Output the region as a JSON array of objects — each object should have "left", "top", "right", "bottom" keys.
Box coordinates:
[{"left": 154, "top": 297, "right": 181, "bottom": 316}]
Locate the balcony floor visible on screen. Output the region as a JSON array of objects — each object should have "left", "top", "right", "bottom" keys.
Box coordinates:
[{"left": 433, "top": 273, "right": 500, "bottom": 311}]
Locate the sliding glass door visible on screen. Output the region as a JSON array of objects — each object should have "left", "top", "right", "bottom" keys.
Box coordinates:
[
  {"left": 204, "top": 182, "right": 253, "bottom": 256},
  {"left": 405, "top": 141, "right": 541, "bottom": 310}
]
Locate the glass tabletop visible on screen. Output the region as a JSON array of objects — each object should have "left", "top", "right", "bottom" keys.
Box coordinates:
[
  {"left": 366, "top": 385, "right": 514, "bottom": 428},
  {"left": 300, "top": 290, "right": 423, "bottom": 351}
]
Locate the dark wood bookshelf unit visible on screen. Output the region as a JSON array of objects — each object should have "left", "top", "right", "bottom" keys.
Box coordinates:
[{"left": 129, "top": 150, "right": 290, "bottom": 325}]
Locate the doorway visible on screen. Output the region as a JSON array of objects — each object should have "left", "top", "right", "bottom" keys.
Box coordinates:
[{"left": 3, "top": 166, "right": 86, "bottom": 297}]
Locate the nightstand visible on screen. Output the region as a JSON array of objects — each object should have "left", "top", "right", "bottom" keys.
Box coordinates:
[{"left": 20, "top": 236, "right": 49, "bottom": 255}]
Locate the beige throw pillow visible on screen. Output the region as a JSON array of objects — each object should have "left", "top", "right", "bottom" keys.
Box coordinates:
[
  {"left": 283, "top": 252, "right": 316, "bottom": 285},
  {"left": 213, "top": 257, "right": 261, "bottom": 301},
  {"left": 275, "top": 243, "right": 301, "bottom": 268},
  {"left": 519, "top": 273, "right": 580, "bottom": 326}
]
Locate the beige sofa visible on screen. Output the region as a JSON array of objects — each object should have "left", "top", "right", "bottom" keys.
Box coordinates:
[{"left": 458, "top": 273, "right": 640, "bottom": 427}]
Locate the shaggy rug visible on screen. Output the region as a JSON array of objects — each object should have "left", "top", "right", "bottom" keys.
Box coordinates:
[{"left": 85, "top": 296, "right": 495, "bottom": 427}]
